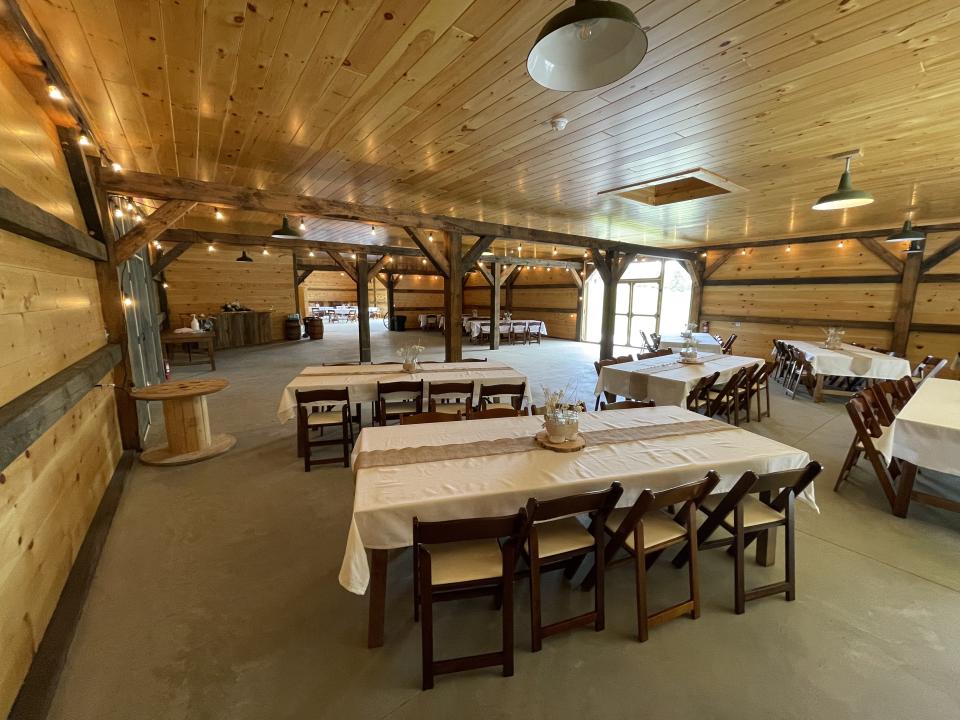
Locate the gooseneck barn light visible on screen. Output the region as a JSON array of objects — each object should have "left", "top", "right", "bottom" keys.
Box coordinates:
[{"left": 812, "top": 156, "right": 874, "bottom": 211}]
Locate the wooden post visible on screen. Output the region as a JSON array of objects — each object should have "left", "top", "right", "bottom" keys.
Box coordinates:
[
  {"left": 575, "top": 261, "right": 587, "bottom": 341},
  {"left": 385, "top": 274, "right": 396, "bottom": 329},
  {"left": 892, "top": 249, "right": 924, "bottom": 356},
  {"left": 490, "top": 262, "right": 501, "bottom": 350},
  {"left": 594, "top": 249, "right": 619, "bottom": 360},
  {"left": 443, "top": 232, "right": 463, "bottom": 361},
  {"left": 682, "top": 259, "right": 705, "bottom": 327},
  {"left": 357, "top": 255, "right": 371, "bottom": 362},
  {"left": 505, "top": 266, "right": 519, "bottom": 313}
]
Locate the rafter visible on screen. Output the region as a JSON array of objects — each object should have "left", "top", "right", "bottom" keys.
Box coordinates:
[
  {"left": 859, "top": 237, "right": 905, "bottom": 275},
  {"left": 462, "top": 235, "right": 497, "bottom": 268},
  {"left": 703, "top": 250, "right": 735, "bottom": 279},
  {"left": 922, "top": 234, "right": 960, "bottom": 272},
  {"left": 151, "top": 241, "right": 192, "bottom": 277},
  {"left": 369, "top": 255, "right": 389, "bottom": 276},
  {"left": 161, "top": 228, "right": 422, "bottom": 256},
  {"left": 403, "top": 227, "right": 450, "bottom": 277},
  {"left": 115, "top": 199, "right": 196, "bottom": 263},
  {"left": 326, "top": 251, "right": 357, "bottom": 283}
]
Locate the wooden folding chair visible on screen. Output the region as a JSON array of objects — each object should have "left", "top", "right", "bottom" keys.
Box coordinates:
[
  {"left": 635, "top": 349, "right": 672, "bottom": 361},
  {"left": 602, "top": 473, "right": 720, "bottom": 641},
  {"left": 833, "top": 396, "right": 899, "bottom": 506},
  {"left": 522, "top": 483, "right": 623, "bottom": 651},
  {"left": 721, "top": 333, "right": 738, "bottom": 354},
  {"left": 427, "top": 381, "right": 474, "bottom": 416},
  {"left": 478, "top": 382, "right": 526, "bottom": 413},
  {"left": 594, "top": 357, "right": 623, "bottom": 410},
  {"left": 673, "top": 462, "right": 821, "bottom": 613},
  {"left": 400, "top": 412, "right": 464, "bottom": 425},
  {"left": 466, "top": 407, "right": 521, "bottom": 420},
  {"left": 527, "top": 321, "right": 543, "bottom": 345},
  {"left": 704, "top": 369, "right": 744, "bottom": 424},
  {"left": 638, "top": 330, "right": 655, "bottom": 352},
  {"left": 295, "top": 388, "right": 353, "bottom": 470},
  {"left": 749, "top": 360, "right": 777, "bottom": 421},
  {"left": 376, "top": 380, "right": 423, "bottom": 426},
  {"left": 600, "top": 399, "right": 656, "bottom": 410},
  {"left": 530, "top": 402, "right": 586, "bottom": 415},
  {"left": 685, "top": 371, "right": 720, "bottom": 413},
  {"left": 413, "top": 510, "right": 527, "bottom": 690}
]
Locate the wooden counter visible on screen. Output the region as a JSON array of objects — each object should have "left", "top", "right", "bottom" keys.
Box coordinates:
[{"left": 215, "top": 310, "right": 272, "bottom": 348}]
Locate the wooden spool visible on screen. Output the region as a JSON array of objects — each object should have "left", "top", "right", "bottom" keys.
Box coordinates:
[{"left": 535, "top": 430, "right": 585, "bottom": 453}]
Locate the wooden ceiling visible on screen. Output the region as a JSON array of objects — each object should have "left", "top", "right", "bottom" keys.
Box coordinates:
[{"left": 15, "top": 0, "right": 960, "bottom": 248}]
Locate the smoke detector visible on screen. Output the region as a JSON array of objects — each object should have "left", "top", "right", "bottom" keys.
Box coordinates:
[{"left": 550, "top": 115, "right": 569, "bottom": 131}]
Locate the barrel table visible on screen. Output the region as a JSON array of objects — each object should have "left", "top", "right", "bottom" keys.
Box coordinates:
[{"left": 130, "top": 379, "right": 236, "bottom": 466}]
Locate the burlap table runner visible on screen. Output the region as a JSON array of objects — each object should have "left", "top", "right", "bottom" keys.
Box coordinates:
[
  {"left": 354, "top": 418, "right": 736, "bottom": 471},
  {"left": 624, "top": 353, "right": 725, "bottom": 400},
  {"left": 821, "top": 345, "right": 874, "bottom": 375}
]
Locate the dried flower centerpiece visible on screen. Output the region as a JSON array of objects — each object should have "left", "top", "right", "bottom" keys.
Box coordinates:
[
  {"left": 679, "top": 322, "right": 702, "bottom": 362},
  {"left": 822, "top": 327, "right": 845, "bottom": 350},
  {"left": 396, "top": 339, "right": 425, "bottom": 372},
  {"left": 538, "top": 384, "right": 584, "bottom": 451}
]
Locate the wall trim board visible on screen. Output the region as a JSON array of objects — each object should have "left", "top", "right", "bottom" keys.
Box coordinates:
[
  {"left": 704, "top": 275, "right": 899, "bottom": 287},
  {"left": 0, "top": 344, "right": 121, "bottom": 471},
  {"left": 510, "top": 283, "right": 580, "bottom": 289},
  {"left": 909, "top": 323, "right": 960, "bottom": 334},
  {"left": 0, "top": 186, "right": 106, "bottom": 261},
  {"left": 393, "top": 289, "right": 444, "bottom": 294},
  {"left": 700, "top": 314, "right": 893, "bottom": 330},
  {"left": 8, "top": 450, "right": 134, "bottom": 720},
  {"left": 920, "top": 273, "right": 960, "bottom": 283}
]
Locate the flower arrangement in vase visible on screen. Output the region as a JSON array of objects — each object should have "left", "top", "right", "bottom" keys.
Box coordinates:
[
  {"left": 540, "top": 384, "right": 580, "bottom": 443},
  {"left": 822, "top": 327, "right": 845, "bottom": 350},
  {"left": 396, "top": 339, "right": 425, "bottom": 372}
]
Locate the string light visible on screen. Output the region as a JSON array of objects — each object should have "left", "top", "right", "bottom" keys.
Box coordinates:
[
  {"left": 47, "top": 84, "right": 64, "bottom": 101},
  {"left": 387, "top": 256, "right": 393, "bottom": 263},
  {"left": 786, "top": 244, "right": 792, "bottom": 253},
  {"left": 740, "top": 248, "right": 746, "bottom": 256},
  {"left": 154, "top": 240, "right": 162, "bottom": 250},
  {"left": 552, "top": 246, "right": 558, "bottom": 255},
  {"left": 428, "top": 233, "right": 434, "bottom": 243},
  {"left": 125, "top": 199, "right": 134, "bottom": 212},
  {"left": 422, "top": 258, "right": 427, "bottom": 265},
  {"left": 262, "top": 247, "right": 270, "bottom": 256},
  {"left": 350, "top": 252, "right": 357, "bottom": 260},
  {"left": 111, "top": 161, "right": 122, "bottom": 173},
  {"left": 299, "top": 217, "right": 306, "bottom": 231},
  {"left": 113, "top": 207, "right": 123, "bottom": 219},
  {"left": 837, "top": 240, "right": 845, "bottom": 249},
  {"left": 134, "top": 214, "right": 143, "bottom": 223},
  {"left": 215, "top": 209, "right": 225, "bottom": 221},
  {"left": 122, "top": 295, "right": 133, "bottom": 307},
  {"left": 370, "top": 226, "right": 376, "bottom": 235},
  {"left": 308, "top": 249, "right": 315, "bottom": 257},
  {"left": 207, "top": 243, "right": 215, "bottom": 252},
  {"left": 77, "top": 133, "right": 90, "bottom": 146},
  {"left": 162, "top": 281, "right": 169, "bottom": 289}
]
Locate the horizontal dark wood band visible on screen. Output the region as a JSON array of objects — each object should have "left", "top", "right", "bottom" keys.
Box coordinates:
[
  {"left": 687, "top": 223, "right": 960, "bottom": 252},
  {"left": 0, "top": 344, "right": 122, "bottom": 471},
  {"left": 700, "top": 314, "right": 893, "bottom": 330},
  {"left": 509, "top": 306, "right": 578, "bottom": 314},
  {"left": 704, "top": 275, "right": 899, "bottom": 286},
  {"left": 920, "top": 273, "right": 960, "bottom": 283},
  {"left": 908, "top": 324, "right": 960, "bottom": 334},
  {"left": 0, "top": 186, "right": 106, "bottom": 261}
]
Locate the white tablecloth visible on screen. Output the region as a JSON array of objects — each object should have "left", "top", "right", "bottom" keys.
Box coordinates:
[
  {"left": 276, "top": 361, "right": 530, "bottom": 422},
  {"left": 658, "top": 333, "right": 722, "bottom": 353},
  {"left": 340, "top": 406, "right": 814, "bottom": 594},
  {"left": 417, "top": 313, "right": 442, "bottom": 329},
  {"left": 467, "top": 319, "right": 548, "bottom": 338},
  {"left": 784, "top": 340, "right": 911, "bottom": 380},
  {"left": 875, "top": 378, "right": 960, "bottom": 475},
  {"left": 595, "top": 354, "right": 764, "bottom": 407}
]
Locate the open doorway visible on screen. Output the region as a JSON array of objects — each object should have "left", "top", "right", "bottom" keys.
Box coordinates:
[{"left": 582, "top": 259, "right": 692, "bottom": 346}]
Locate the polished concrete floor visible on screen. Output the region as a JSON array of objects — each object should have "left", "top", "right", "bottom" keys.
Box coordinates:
[{"left": 48, "top": 323, "right": 960, "bottom": 720}]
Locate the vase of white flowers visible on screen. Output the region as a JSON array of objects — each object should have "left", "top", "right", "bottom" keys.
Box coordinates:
[
  {"left": 397, "top": 339, "right": 425, "bottom": 372},
  {"left": 541, "top": 384, "right": 580, "bottom": 443},
  {"left": 823, "top": 327, "right": 845, "bottom": 350}
]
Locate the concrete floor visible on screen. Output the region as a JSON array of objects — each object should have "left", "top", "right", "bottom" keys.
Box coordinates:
[{"left": 48, "top": 323, "right": 960, "bottom": 720}]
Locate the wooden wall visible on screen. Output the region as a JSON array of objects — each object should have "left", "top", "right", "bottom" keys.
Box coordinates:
[
  {"left": 700, "top": 235, "right": 958, "bottom": 378},
  {"left": 393, "top": 273, "right": 444, "bottom": 329},
  {"left": 0, "top": 54, "right": 122, "bottom": 717},
  {"left": 164, "top": 246, "right": 297, "bottom": 341},
  {"left": 300, "top": 270, "right": 386, "bottom": 312}
]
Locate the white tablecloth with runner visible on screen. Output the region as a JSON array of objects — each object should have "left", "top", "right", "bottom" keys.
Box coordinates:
[
  {"left": 467, "top": 319, "right": 548, "bottom": 338},
  {"left": 276, "top": 361, "right": 530, "bottom": 422},
  {"left": 595, "top": 353, "right": 764, "bottom": 407},
  {"left": 874, "top": 378, "right": 960, "bottom": 476},
  {"left": 340, "top": 405, "right": 814, "bottom": 594},
  {"left": 784, "top": 340, "right": 911, "bottom": 380},
  {"left": 658, "top": 332, "right": 722, "bottom": 353}
]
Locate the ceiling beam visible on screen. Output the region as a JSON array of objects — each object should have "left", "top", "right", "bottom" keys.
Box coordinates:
[
  {"left": 294, "top": 262, "right": 341, "bottom": 273},
  {"left": 687, "top": 223, "right": 960, "bottom": 252},
  {"left": 703, "top": 250, "right": 734, "bottom": 279},
  {"left": 160, "top": 228, "right": 422, "bottom": 257},
  {"left": 151, "top": 241, "right": 192, "bottom": 277},
  {"left": 97, "top": 169, "right": 698, "bottom": 259},
  {"left": 921, "top": 234, "right": 960, "bottom": 273},
  {"left": 478, "top": 255, "right": 580, "bottom": 269},
  {"left": 326, "top": 251, "right": 357, "bottom": 283},
  {"left": 115, "top": 199, "right": 196, "bottom": 263},
  {"left": 474, "top": 263, "right": 494, "bottom": 286},
  {"left": 859, "top": 237, "right": 905, "bottom": 275},
  {"left": 296, "top": 270, "right": 313, "bottom": 286},
  {"left": 403, "top": 227, "right": 450, "bottom": 277},
  {"left": 462, "top": 235, "right": 497, "bottom": 268},
  {"left": 369, "top": 255, "right": 389, "bottom": 277}
]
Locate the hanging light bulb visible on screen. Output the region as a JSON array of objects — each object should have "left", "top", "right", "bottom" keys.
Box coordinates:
[
  {"left": 387, "top": 256, "right": 393, "bottom": 263},
  {"left": 215, "top": 209, "right": 225, "bottom": 221},
  {"left": 421, "top": 258, "right": 427, "bottom": 265},
  {"left": 785, "top": 244, "right": 792, "bottom": 253},
  {"left": 207, "top": 243, "right": 215, "bottom": 252},
  {"left": 154, "top": 240, "right": 162, "bottom": 250},
  {"left": 111, "top": 161, "right": 122, "bottom": 173},
  {"left": 351, "top": 252, "right": 357, "bottom": 260},
  {"left": 78, "top": 133, "right": 90, "bottom": 146},
  {"left": 552, "top": 246, "right": 558, "bottom": 255},
  {"left": 122, "top": 295, "right": 133, "bottom": 307},
  {"left": 134, "top": 214, "right": 143, "bottom": 223},
  {"left": 837, "top": 240, "right": 845, "bottom": 249},
  {"left": 270, "top": 215, "right": 301, "bottom": 239},
  {"left": 113, "top": 207, "right": 123, "bottom": 219},
  {"left": 262, "top": 247, "right": 270, "bottom": 256},
  {"left": 428, "top": 233, "right": 434, "bottom": 243},
  {"left": 740, "top": 248, "right": 747, "bottom": 256},
  {"left": 299, "top": 217, "right": 306, "bottom": 231},
  {"left": 48, "top": 84, "right": 64, "bottom": 101},
  {"left": 308, "top": 249, "right": 315, "bottom": 257},
  {"left": 370, "top": 226, "right": 376, "bottom": 235},
  {"left": 162, "top": 281, "right": 169, "bottom": 289}
]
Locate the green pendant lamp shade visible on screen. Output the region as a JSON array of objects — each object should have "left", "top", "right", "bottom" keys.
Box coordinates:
[
  {"left": 903, "top": 239, "right": 924, "bottom": 254},
  {"left": 271, "top": 215, "right": 302, "bottom": 239},
  {"left": 236, "top": 250, "right": 253, "bottom": 262},
  {"left": 527, "top": 0, "right": 648, "bottom": 91},
  {"left": 885, "top": 219, "right": 925, "bottom": 243},
  {"left": 812, "top": 157, "right": 874, "bottom": 211}
]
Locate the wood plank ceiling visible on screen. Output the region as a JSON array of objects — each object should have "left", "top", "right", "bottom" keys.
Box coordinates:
[{"left": 16, "top": 0, "right": 960, "bottom": 249}]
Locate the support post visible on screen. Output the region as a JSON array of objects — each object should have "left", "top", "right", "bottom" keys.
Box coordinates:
[
  {"left": 385, "top": 274, "right": 396, "bottom": 329},
  {"left": 892, "top": 249, "right": 924, "bottom": 356},
  {"left": 490, "top": 262, "right": 501, "bottom": 350},
  {"left": 443, "top": 232, "right": 463, "bottom": 361},
  {"left": 575, "top": 261, "right": 587, "bottom": 341},
  {"left": 682, "top": 259, "right": 705, "bottom": 327},
  {"left": 357, "top": 255, "right": 371, "bottom": 362},
  {"left": 594, "top": 248, "right": 619, "bottom": 360}
]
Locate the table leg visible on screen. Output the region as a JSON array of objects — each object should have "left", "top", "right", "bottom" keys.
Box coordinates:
[
  {"left": 368, "top": 549, "right": 388, "bottom": 648},
  {"left": 893, "top": 461, "right": 918, "bottom": 518},
  {"left": 813, "top": 374, "right": 825, "bottom": 403},
  {"left": 207, "top": 338, "right": 216, "bottom": 371},
  {"left": 756, "top": 527, "right": 777, "bottom": 567}
]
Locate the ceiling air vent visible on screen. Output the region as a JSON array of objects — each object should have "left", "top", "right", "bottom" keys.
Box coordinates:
[{"left": 599, "top": 168, "right": 746, "bottom": 206}]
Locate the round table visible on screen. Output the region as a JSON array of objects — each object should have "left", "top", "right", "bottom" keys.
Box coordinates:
[{"left": 130, "top": 379, "right": 236, "bottom": 466}]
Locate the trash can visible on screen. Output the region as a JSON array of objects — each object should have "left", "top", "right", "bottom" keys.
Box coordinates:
[{"left": 389, "top": 315, "right": 407, "bottom": 331}]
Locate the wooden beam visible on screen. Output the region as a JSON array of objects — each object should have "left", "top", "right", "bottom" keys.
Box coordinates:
[
  {"left": 150, "top": 241, "right": 192, "bottom": 277},
  {"left": 356, "top": 255, "right": 371, "bottom": 362},
  {"left": 921, "top": 234, "right": 960, "bottom": 272},
  {"left": 681, "top": 259, "right": 704, "bottom": 327},
  {"left": 591, "top": 248, "right": 611, "bottom": 283},
  {"left": 859, "top": 237, "right": 905, "bottom": 275},
  {"left": 689, "top": 223, "right": 960, "bottom": 253},
  {"left": 909, "top": 323, "right": 960, "bottom": 334},
  {"left": 443, "top": 232, "right": 463, "bottom": 361},
  {"left": 498, "top": 265, "right": 516, "bottom": 286},
  {"left": 569, "top": 267, "right": 583, "bottom": 289},
  {"left": 703, "top": 250, "right": 734, "bottom": 280},
  {"left": 490, "top": 262, "right": 502, "bottom": 350},
  {"left": 0, "top": 344, "right": 121, "bottom": 470},
  {"left": 0, "top": 186, "right": 106, "bottom": 261},
  {"left": 462, "top": 235, "right": 497, "bottom": 268},
  {"left": 369, "top": 254, "right": 389, "bottom": 277},
  {"left": 296, "top": 270, "right": 313, "bottom": 286},
  {"left": 893, "top": 249, "right": 923, "bottom": 356},
  {"left": 326, "top": 251, "right": 358, "bottom": 283},
  {"left": 98, "top": 170, "right": 698, "bottom": 259},
  {"left": 161, "top": 228, "right": 423, "bottom": 257},
  {"left": 403, "top": 227, "right": 450, "bottom": 277},
  {"left": 56, "top": 127, "right": 107, "bottom": 244},
  {"left": 920, "top": 273, "right": 960, "bottom": 283},
  {"left": 480, "top": 254, "right": 581, "bottom": 269},
  {"left": 504, "top": 265, "right": 521, "bottom": 312},
  {"left": 575, "top": 261, "right": 587, "bottom": 341},
  {"left": 384, "top": 274, "right": 396, "bottom": 327},
  {"left": 114, "top": 199, "right": 196, "bottom": 264},
  {"left": 475, "top": 263, "right": 494, "bottom": 286},
  {"left": 614, "top": 252, "right": 639, "bottom": 282},
  {"left": 596, "top": 249, "right": 620, "bottom": 360},
  {"left": 701, "top": 313, "right": 893, "bottom": 330},
  {"left": 704, "top": 275, "right": 899, "bottom": 286},
  {"left": 295, "top": 262, "right": 351, "bottom": 273}
]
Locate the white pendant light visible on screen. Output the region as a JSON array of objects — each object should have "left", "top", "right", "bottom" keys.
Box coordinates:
[
  {"left": 527, "top": 1, "right": 648, "bottom": 91},
  {"left": 812, "top": 156, "right": 873, "bottom": 211}
]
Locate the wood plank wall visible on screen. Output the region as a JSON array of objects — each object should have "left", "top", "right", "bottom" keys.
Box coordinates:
[
  {"left": 0, "top": 54, "right": 122, "bottom": 717},
  {"left": 164, "top": 246, "right": 297, "bottom": 340},
  {"left": 700, "top": 235, "right": 958, "bottom": 378},
  {"left": 300, "top": 270, "right": 386, "bottom": 312}
]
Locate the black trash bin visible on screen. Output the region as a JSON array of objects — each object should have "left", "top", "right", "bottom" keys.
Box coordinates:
[{"left": 389, "top": 315, "right": 407, "bottom": 331}]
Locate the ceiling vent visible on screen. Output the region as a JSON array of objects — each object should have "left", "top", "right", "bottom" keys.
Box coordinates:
[{"left": 599, "top": 168, "right": 746, "bottom": 206}]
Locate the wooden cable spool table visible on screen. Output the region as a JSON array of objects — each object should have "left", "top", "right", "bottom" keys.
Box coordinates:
[{"left": 130, "top": 379, "right": 236, "bottom": 466}]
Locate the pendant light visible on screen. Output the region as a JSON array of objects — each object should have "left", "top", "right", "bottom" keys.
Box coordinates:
[
  {"left": 903, "top": 239, "right": 924, "bottom": 254},
  {"left": 527, "top": 0, "right": 648, "bottom": 91},
  {"left": 270, "top": 215, "right": 302, "bottom": 239},
  {"left": 812, "top": 156, "right": 873, "bottom": 211},
  {"left": 236, "top": 250, "right": 253, "bottom": 262},
  {"left": 885, "top": 219, "right": 925, "bottom": 243}
]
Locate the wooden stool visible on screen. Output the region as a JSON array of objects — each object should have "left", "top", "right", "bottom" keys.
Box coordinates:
[{"left": 130, "top": 379, "right": 235, "bottom": 465}]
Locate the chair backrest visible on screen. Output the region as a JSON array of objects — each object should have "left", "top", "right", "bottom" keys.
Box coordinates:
[
  {"left": 635, "top": 348, "right": 672, "bottom": 361},
  {"left": 608, "top": 473, "right": 720, "bottom": 547},
  {"left": 400, "top": 412, "right": 463, "bottom": 425},
  {"left": 858, "top": 384, "right": 895, "bottom": 426},
  {"left": 428, "top": 381, "right": 474, "bottom": 402},
  {"left": 707, "top": 369, "right": 744, "bottom": 416},
  {"left": 295, "top": 387, "right": 349, "bottom": 405},
  {"left": 594, "top": 357, "right": 623, "bottom": 375},
  {"left": 460, "top": 357, "right": 488, "bottom": 362},
  {"left": 414, "top": 509, "right": 527, "bottom": 547},
  {"left": 848, "top": 342, "right": 866, "bottom": 348},
  {"left": 639, "top": 330, "right": 653, "bottom": 352},
  {"left": 478, "top": 382, "right": 526, "bottom": 411},
  {"left": 685, "top": 371, "right": 720, "bottom": 409},
  {"left": 916, "top": 357, "right": 948, "bottom": 382},
  {"left": 750, "top": 461, "right": 822, "bottom": 512},
  {"left": 467, "top": 407, "right": 521, "bottom": 420},
  {"left": 614, "top": 354, "right": 635, "bottom": 363},
  {"left": 600, "top": 399, "right": 656, "bottom": 410},
  {"left": 846, "top": 395, "right": 884, "bottom": 440},
  {"left": 378, "top": 380, "right": 424, "bottom": 399},
  {"left": 530, "top": 402, "right": 586, "bottom": 415},
  {"left": 650, "top": 332, "right": 661, "bottom": 350},
  {"left": 525, "top": 482, "right": 623, "bottom": 527},
  {"left": 752, "top": 360, "right": 776, "bottom": 387},
  {"left": 721, "top": 333, "right": 737, "bottom": 353}
]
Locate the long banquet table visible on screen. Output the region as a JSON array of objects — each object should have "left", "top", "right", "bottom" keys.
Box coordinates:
[
  {"left": 595, "top": 353, "right": 764, "bottom": 407},
  {"left": 341, "top": 405, "right": 814, "bottom": 646},
  {"left": 874, "top": 378, "right": 960, "bottom": 517},
  {"left": 467, "top": 319, "right": 547, "bottom": 339},
  {"left": 276, "top": 361, "right": 530, "bottom": 422},
  {"left": 783, "top": 340, "right": 911, "bottom": 402},
  {"left": 658, "top": 332, "right": 723, "bottom": 354}
]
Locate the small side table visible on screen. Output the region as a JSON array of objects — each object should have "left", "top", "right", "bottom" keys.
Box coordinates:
[
  {"left": 162, "top": 330, "right": 216, "bottom": 371},
  {"left": 130, "top": 379, "right": 236, "bottom": 465}
]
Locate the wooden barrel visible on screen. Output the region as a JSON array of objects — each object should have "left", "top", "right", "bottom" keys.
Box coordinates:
[
  {"left": 284, "top": 317, "right": 302, "bottom": 341},
  {"left": 305, "top": 316, "right": 324, "bottom": 340}
]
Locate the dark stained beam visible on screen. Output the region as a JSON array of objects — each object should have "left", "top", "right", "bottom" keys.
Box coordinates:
[
  {"left": 0, "top": 186, "right": 106, "bottom": 261},
  {"left": 114, "top": 199, "right": 196, "bottom": 264},
  {"left": 296, "top": 270, "right": 313, "bottom": 286},
  {"left": 357, "top": 255, "right": 371, "bottom": 362},
  {"left": 704, "top": 275, "right": 899, "bottom": 286},
  {"left": 922, "top": 234, "right": 960, "bottom": 272},
  {"left": 701, "top": 313, "right": 893, "bottom": 330},
  {"left": 859, "top": 237, "right": 905, "bottom": 275},
  {"left": 688, "top": 223, "right": 960, "bottom": 253},
  {"left": 404, "top": 226, "right": 450, "bottom": 277},
  {"left": 462, "top": 235, "right": 497, "bottom": 268},
  {"left": 161, "top": 228, "right": 423, "bottom": 256},
  {"left": 369, "top": 254, "right": 389, "bottom": 277},
  {"left": 703, "top": 250, "right": 734, "bottom": 279},
  {"left": 443, "top": 232, "right": 463, "bottom": 361},
  {"left": 893, "top": 250, "right": 924, "bottom": 356},
  {"left": 481, "top": 255, "right": 581, "bottom": 269},
  {"left": 326, "top": 251, "right": 358, "bottom": 283},
  {"left": 151, "top": 241, "right": 192, "bottom": 277}
]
